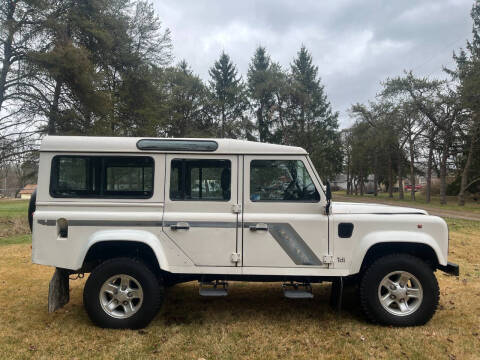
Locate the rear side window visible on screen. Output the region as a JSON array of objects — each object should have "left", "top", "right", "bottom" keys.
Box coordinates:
[
  {"left": 170, "top": 159, "right": 231, "bottom": 201},
  {"left": 50, "top": 156, "right": 153, "bottom": 198},
  {"left": 250, "top": 159, "right": 320, "bottom": 202}
]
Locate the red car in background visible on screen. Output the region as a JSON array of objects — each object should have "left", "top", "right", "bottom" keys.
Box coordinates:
[{"left": 405, "top": 184, "right": 423, "bottom": 192}]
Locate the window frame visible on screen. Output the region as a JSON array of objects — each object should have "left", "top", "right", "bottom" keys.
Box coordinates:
[
  {"left": 169, "top": 158, "right": 232, "bottom": 202},
  {"left": 49, "top": 155, "right": 155, "bottom": 199},
  {"left": 248, "top": 158, "right": 321, "bottom": 203}
]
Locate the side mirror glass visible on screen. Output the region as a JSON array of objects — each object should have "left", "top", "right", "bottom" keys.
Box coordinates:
[{"left": 326, "top": 181, "right": 332, "bottom": 202}]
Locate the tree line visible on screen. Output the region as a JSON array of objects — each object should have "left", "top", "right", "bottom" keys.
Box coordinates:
[
  {"left": 343, "top": 1, "right": 480, "bottom": 206},
  {"left": 0, "top": 0, "right": 341, "bottom": 183}
]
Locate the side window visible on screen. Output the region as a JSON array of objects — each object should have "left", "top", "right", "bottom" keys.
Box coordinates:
[
  {"left": 51, "top": 157, "right": 97, "bottom": 197},
  {"left": 250, "top": 159, "right": 320, "bottom": 202},
  {"left": 104, "top": 157, "right": 153, "bottom": 197},
  {"left": 50, "top": 156, "right": 153, "bottom": 198},
  {"left": 170, "top": 159, "right": 231, "bottom": 201}
]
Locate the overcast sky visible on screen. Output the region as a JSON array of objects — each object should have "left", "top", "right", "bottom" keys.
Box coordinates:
[{"left": 154, "top": 0, "right": 474, "bottom": 128}]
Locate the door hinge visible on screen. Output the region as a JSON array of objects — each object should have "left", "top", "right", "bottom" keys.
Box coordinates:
[
  {"left": 231, "top": 204, "right": 242, "bottom": 214},
  {"left": 231, "top": 252, "right": 241, "bottom": 263},
  {"left": 322, "top": 255, "right": 334, "bottom": 264}
]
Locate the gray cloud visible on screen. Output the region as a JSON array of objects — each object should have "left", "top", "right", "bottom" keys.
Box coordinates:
[{"left": 154, "top": 0, "right": 473, "bottom": 127}]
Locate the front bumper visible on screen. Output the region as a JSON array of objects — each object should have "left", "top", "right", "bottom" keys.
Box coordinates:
[{"left": 438, "top": 262, "right": 460, "bottom": 276}]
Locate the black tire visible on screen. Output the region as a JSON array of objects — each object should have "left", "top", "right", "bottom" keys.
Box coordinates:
[
  {"left": 359, "top": 254, "right": 439, "bottom": 326},
  {"left": 28, "top": 189, "right": 37, "bottom": 232},
  {"left": 83, "top": 257, "right": 164, "bottom": 329}
]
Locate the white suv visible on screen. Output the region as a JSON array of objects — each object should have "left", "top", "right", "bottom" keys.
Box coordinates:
[{"left": 30, "top": 136, "right": 459, "bottom": 329}]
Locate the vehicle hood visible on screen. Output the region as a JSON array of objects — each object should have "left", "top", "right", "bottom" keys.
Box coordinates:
[{"left": 331, "top": 202, "right": 428, "bottom": 215}]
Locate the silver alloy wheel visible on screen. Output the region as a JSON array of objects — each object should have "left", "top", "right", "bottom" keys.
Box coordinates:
[
  {"left": 378, "top": 271, "right": 423, "bottom": 317},
  {"left": 99, "top": 274, "right": 144, "bottom": 319}
]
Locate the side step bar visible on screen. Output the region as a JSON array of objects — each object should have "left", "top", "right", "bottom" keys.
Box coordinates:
[
  {"left": 199, "top": 280, "right": 228, "bottom": 297},
  {"left": 282, "top": 282, "right": 314, "bottom": 299}
]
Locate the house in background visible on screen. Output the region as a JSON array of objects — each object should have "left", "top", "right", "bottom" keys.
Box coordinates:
[{"left": 18, "top": 184, "right": 37, "bottom": 200}]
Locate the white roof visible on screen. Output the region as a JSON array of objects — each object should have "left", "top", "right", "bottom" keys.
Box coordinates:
[{"left": 40, "top": 136, "right": 308, "bottom": 155}]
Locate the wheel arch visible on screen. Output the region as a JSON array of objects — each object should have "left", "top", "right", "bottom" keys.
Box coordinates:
[
  {"left": 80, "top": 230, "right": 169, "bottom": 274},
  {"left": 359, "top": 242, "right": 440, "bottom": 274}
]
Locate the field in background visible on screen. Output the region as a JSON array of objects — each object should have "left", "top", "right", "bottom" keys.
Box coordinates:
[
  {"left": 0, "top": 201, "right": 479, "bottom": 359},
  {"left": 334, "top": 191, "right": 480, "bottom": 219},
  {"left": 0, "top": 199, "right": 31, "bottom": 246}
]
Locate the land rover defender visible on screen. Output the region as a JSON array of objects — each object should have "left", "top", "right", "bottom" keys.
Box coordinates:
[{"left": 30, "top": 136, "right": 459, "bottom": 329}]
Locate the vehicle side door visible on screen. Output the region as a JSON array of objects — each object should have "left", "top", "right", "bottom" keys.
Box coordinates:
[
  {"left": 242, "top": 155, "right": 329, "bottom": 268},
  {"left": 162, "top": 154, "right": 239, "bottom": 267}
]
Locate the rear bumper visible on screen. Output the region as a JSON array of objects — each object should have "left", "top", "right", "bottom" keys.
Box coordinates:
[{"left": 438, "top": 262, "right": 460, "bottom": 276}]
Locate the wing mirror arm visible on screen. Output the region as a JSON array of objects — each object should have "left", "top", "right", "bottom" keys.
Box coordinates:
[{"left": 325, "top": 181, "right": 332, "bottom": 215}]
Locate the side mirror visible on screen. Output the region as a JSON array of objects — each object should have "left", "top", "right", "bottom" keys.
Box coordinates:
[{"left": 326, "top": 181, "right": 332, "bottom": 202}]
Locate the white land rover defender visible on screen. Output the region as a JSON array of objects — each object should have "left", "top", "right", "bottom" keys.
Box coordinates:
[{"left": 30, "top": 136, "right": 459, "bottom": 329}]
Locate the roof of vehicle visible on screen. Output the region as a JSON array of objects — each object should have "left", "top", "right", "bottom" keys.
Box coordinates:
[{"left": 40, "top": 136, "right": 308, "bottom": 155}]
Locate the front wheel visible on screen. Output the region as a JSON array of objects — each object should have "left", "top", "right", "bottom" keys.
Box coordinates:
[
  {"left": 359, "top": 254, "right": 439, "bottom": 326},
  {"left": 83, "top": 258, "right": 164, "bottom": 329}
]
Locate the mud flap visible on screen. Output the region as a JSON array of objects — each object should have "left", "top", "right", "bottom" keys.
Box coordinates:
[
  {"left": 48, "top": 268, "right": 70, "bottom": 313},
  {"left": 329, "top": 277, "right": 344, "bottom": 312}
]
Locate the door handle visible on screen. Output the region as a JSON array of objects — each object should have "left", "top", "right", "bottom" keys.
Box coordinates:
[
  {"left": 170, "top": 222, "right": 190, "bottom": 230},
  {"left": 249, "top": 223, "right": 269, "bottom": 231}
]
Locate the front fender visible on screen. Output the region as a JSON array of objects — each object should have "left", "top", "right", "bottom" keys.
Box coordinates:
[{"left": 349, "top": 230, "right": 447, "bottom": 274}]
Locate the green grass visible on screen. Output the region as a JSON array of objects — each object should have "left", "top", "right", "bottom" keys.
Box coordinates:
[
  {"left": 0, "top": 200, "right": 30, "bottom": 245},
  {"left": 334, "top": 190, "right": 480, "bottom": 214},
  {"left": 0, "top": 199, "right": 29, "bottom": 217},
  {"left": 0, "top": 234, "right": 31, "bottom": 246}
]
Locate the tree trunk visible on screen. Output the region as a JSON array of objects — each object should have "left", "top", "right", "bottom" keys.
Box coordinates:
[
  {"left": 388, "top": 155, "right": 393, "bottom": 198},
  {"left": 257, "top": 105, "right": 267, "bottom": 142},
  {"left": 360, "top": 176, "right": 364, "bottom": 196},
  {"left": 373, "top": 152, "right": 378, "bottom": 197},
  {"left": 439, "top": 139, "right": 449, "bottom": 205},
  {"left": 0, "top": 1, "right": 16, "bottom": 111},
  {"left": 346, "top": 155, "right": 351, "bottom": 195},
  {"left": 409, "top": 139, "right": 416, "bottom": 201},
  {"left": 48, "top": 79, "right": 63, "bottom": 135},
  {"left": 221, "top": 105, "right": 225, "bottom": 138},
  {"left": 398, "top": 151, "right": 404, "bottom": 200},
  {"left": 425, "top": 138, "right": 434, "bottom": 203},
  {"left": 458, "top": 127, "right": 478, "bottom": 205}
]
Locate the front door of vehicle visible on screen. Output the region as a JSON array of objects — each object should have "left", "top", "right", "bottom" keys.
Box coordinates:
[
  {"left": 163, "top": 154, "right": 239, "bottom": 267},
  {"left": 242, "top": 156, "right": 329, "bottom": 268}
]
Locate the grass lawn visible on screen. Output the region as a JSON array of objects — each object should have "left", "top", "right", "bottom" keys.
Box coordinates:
[
  {"left": 334, "top": 190, "right": 480, "bottom": 214},
  {"left": 0, "top": 200, "right": 479, "bottom": 359},
  {"left": 0, "top": 199, "right": 31, "bottom": 246}
]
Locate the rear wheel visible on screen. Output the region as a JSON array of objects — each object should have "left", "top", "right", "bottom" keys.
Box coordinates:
[
  {"left": 83, "top": 257, "right": 163, "bottom": 329},
  {"left": 360, "top": 254, "right": 439, "bottom": 326}
]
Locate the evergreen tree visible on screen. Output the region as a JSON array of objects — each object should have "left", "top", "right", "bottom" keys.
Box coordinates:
[
  {"left": 288, "top": 46, "right": 342, "bottom": 179},
  {"left": 247, "top": 46, "right": 277, "bottom": 142},
  {"left": 163, "top": 60, "right": 214, "bottom": 137},
  {"left": 208, "top": 52, "right": 251, "bottom": 138}
]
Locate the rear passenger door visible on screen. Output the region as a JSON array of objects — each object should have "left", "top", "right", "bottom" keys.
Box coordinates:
[
  {"left": 163, "top": 155, "right": 239, "bottom": 267},
  {"left": 242, "top": 156, "right": 329, "bottom": 268}
]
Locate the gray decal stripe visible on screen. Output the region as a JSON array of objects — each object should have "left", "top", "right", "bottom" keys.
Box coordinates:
[
  {"left": 37, "top": 220, "right": 163, "bottom": 227},
  {"left": 244, "top": 222, "right": 322, "bottom": 266},
  {"left": 163, "top": 221, "right": 237, "bottom": 228},
  {"left": 37, "top": 219, "right": 237, "bottom": 228},
  {"left": 37, "top": 220, "right": 56, "bottom": 226}
]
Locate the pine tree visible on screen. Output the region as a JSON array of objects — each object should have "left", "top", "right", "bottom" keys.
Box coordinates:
[
  {"left": 208, "top": 52, "right": 250, "bottom": 138},
  {"left": 288, "top": 46, "right": 342, "bottom": 179},
  {"left": 163, "top": 60, "right": 213, "bottom": 137},
  {"left": 247, "top": 46, "right": 277, "bottom": 142}
]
